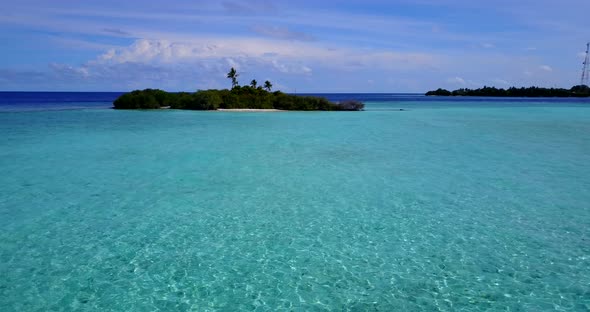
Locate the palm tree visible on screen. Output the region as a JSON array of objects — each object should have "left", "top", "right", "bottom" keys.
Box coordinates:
[
  {"left": 227, "top": 67, "right": 239, "bottom": 89},
  {"left": 264, "top": 80, "right": 273, "bottom": 92},
  {"left": 250, "top": 79, "right": 257, "bottom": 88}
]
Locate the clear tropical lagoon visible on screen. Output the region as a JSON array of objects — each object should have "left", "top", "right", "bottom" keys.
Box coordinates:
[{"left": 0, "top": 92, "right": 589, "bottom": 311}]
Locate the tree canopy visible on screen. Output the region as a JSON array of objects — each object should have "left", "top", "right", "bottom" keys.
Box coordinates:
[
  {"left": 264, "top": 80, "right": 272, "bottom": 92},
  {"left": 113, "top": 87, "right": 364, "bottom": 111},
  {"left": 227, "top": 67, "right": 239, "bottom": 89},
  {"left": 426, "top": 85, "right": 590, "bottom": 97},
  {"left": 114, "top": 68, "right": 364, "bottom": 111}
]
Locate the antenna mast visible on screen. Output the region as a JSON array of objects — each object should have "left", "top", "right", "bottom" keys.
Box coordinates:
[{"left": 582, "top": 42, "right": 590, "bottom": 86}]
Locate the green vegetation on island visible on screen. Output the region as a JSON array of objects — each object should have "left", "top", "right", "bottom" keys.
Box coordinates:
[
  {"left": 425, "top": 85, "right": 590, "bottom": 97},
  {"left": 113, "top": 68, "right": 364, "bottom": 111}
]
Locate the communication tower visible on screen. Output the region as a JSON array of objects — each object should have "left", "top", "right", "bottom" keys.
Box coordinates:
[{"left": 582, "top": 42, "right": 590, "bottom": 86}]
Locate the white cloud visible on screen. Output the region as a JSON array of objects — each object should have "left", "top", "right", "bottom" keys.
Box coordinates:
[
  {"left": 93, "top": 38, "right": 437, "bottom": 73},
  {"left": 447, "top": 76, "right": 466, "bottom": 85},
  {"left": 270, "top": 60, "right": 312, "bottom": 75},
  {"left": 37, "top": 36, "right": 440, "bottom": 91},
  {"left": 539, "top": 65, "right": 553, "bottom": 72},
  {"left": 97, "top": 38, "right": 299, "bottom": 64},
  {"left": 49, "top": 63, "right": 90, "bottom": 78}
]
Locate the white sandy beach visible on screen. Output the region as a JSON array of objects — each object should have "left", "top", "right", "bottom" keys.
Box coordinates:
[{"left": 216, "top": 108, "right": 283, "bottom": 112}]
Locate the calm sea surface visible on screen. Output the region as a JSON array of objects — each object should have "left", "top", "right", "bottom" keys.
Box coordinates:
[{"left": 1, "top": 92, "right": 589, "bottom": 311}]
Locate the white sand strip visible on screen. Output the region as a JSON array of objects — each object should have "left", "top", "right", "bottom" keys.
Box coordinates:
[{"left": 216, "top": 108, "right": 283, "bottom": 112}]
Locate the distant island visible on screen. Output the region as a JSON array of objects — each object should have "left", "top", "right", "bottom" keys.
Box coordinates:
[
  {"left": 113, "top": 68, "right": 364, "bottom": 111},
  {"left": 425, "top": 85, "right": 590, "bottom": 97}
]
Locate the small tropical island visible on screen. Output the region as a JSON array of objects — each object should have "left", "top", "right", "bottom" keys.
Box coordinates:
[
  {"left": 425, "top": 85, "right": 590, "bottom": 97},
  {"left": 113, "top": 68, "right": 364, "bottom": 111}
]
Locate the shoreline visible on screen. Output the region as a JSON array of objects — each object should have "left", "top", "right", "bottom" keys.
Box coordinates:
[{"left": 216, "top": 108, "right": 283, "bottom": 112}]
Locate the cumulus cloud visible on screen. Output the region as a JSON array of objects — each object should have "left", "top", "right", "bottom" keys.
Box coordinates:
[
  {"left": 93, "top": 38, "right": 436, "bottom": 72},
  {"left": 97, "top": 38, "right": 304, "bottom": 64},
  {"left": 15, "top": 36, "right": 437, "bottom": 91},
  {"left": 26, "top": 37, "right": 318, "bottom": 90},
  {"left": 97, "top": 39, "right": 216, "bottom": 64}
]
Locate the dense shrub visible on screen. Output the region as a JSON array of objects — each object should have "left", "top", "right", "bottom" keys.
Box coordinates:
[
  {"left": 571, "top": 85, "right": 590, "bottom": 97},
  {"left": 113, "top": 90, "right": 160, "bottom": 109},
  {"left": 425, "top": 88, "right": 452, "bottom": 96},
  {"left": 336, "top": 100, "right": 365, "bottom": 111},
  {"left": 425, "top": 85, "right": 590, "bottom": 97},
  {"left": 188, "top": 91, "right": 222, "bottom": 110},
  {"left": 113, "top": 88, "right": 365, "bottom": 111}
]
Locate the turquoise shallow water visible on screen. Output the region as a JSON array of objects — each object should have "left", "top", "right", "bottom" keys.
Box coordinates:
[{"left": 1, "top": 100, "right": 590, "bottom": 310}]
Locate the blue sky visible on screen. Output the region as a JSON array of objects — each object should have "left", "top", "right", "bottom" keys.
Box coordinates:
[{"left": 0, "top": 0, "right": 588, "bottom": 92}]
